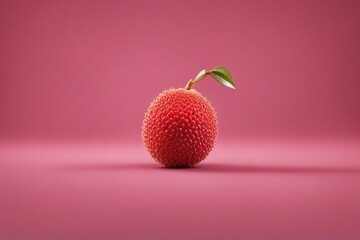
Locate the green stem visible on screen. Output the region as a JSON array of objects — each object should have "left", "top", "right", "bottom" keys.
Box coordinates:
[{"left": 185, "top": 71, "right": 211, "bottom": 90}]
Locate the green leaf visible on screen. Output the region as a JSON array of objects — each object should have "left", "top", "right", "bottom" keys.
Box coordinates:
[
  {"left": 210, "top": 66, "right": 236, "bottom": 89},
  {"left": 194, "top": 69, "right": 206, "bottom": 81}
]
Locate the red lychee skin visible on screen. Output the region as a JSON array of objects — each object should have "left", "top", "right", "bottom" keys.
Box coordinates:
[{"left": 142, "top": 88, "right": 218, "bottom": 168}]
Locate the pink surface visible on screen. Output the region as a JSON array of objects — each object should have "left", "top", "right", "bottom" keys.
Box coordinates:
[
  {"left": 1, "top": 0, "right": 360, "bottom": 239},
  {"left": 1, "top": 139, "right": 360, "bottom": 239}
]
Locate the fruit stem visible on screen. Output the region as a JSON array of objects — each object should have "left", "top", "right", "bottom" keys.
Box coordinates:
[{"left": 185, "top": 71, "right": 211, "bottom": 90}]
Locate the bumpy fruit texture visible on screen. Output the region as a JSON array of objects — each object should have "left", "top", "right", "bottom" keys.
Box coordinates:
[{"left": 142, "top": 88, "right": 218, "bottom": 167}]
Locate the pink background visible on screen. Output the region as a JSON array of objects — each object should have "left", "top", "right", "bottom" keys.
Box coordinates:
[
  {"left": 1, "top": 0, "right": 360, "bottom": 239},
  {"left": 1, "top": 0, "right": 360, "bottom": 140}
]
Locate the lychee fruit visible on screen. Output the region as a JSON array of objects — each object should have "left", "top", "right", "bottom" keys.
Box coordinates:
[{"left": 142, "top": 67, "right": 235, "bottom": 168}]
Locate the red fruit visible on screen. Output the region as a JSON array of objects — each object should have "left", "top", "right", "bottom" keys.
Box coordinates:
[
  {"left": 142, "top": 88, "right": 218, "bottom": 167},
  {"left": 142, "top": 67, "right": 235, "bottom": 168}
]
